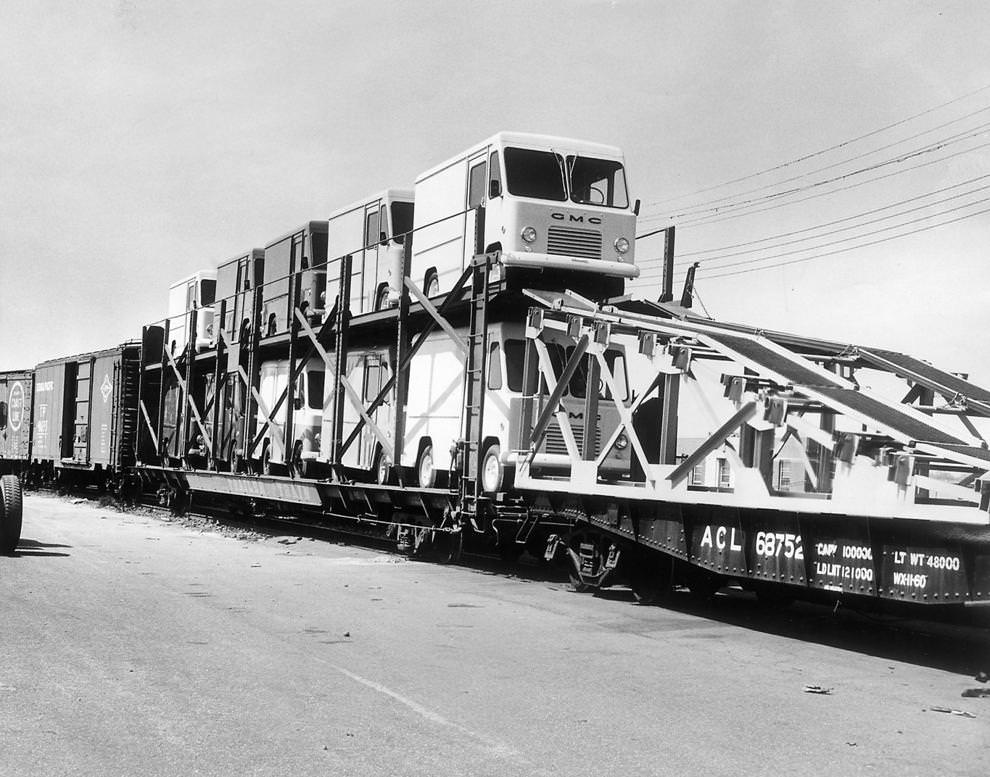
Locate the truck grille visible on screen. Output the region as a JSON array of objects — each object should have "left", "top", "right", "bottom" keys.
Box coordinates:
[
  {"left": 544, "top": 421, "right": 601, "bottom": 455},
  {"left": 547, "top": 227, "right": 602, "bottom": 260}
]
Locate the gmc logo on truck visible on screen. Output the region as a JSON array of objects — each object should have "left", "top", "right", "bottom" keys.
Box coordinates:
[{"left": 552, "top": 213, "right": 602, "bottom": 225}]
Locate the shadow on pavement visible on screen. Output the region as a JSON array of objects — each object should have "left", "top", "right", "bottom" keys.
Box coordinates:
[
  {"left": 456, "top": 554, "right": 989, "bottom": 678},
  {"left": 9, "top": 538, "right": 72, "bottom": 558},
  {"left": 624, "top": 586, "right": 990, "bottom": 679}
]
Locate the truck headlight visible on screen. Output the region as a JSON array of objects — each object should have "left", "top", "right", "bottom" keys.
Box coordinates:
[
  {"left": 614, "top": 237, "right": 630, "bottom": 254},
  {"left": 521, "top": 226, "right": 537, "bottom": 243}
]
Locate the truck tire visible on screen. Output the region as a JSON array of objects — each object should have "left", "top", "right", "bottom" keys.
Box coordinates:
[
  {"left": 0, "top": 474, "right": 24, "bottom": 555},
  {"left": 416, "top": 442, "right": 436, "bottom": 489},
  {"left": 480, "top": 443, "right": 503, "bottom": 493}
]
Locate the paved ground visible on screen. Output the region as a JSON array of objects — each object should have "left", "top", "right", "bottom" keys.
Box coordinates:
[{"left": 1, "top": 493, "right": 988, "bottom": 776}]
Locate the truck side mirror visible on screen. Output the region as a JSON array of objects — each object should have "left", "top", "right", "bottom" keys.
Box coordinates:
[
  {"left": 489, "top": 179, "right": 502, "bottom": 199},
  {"left": 380, "top": 231, "right": 388, "bottom": 247},
  {"left": 294, "top": 396, "right": 303, "bottom": 411},
  {"left": 634, "top": 198, "right": 641, "bottom": 216}
]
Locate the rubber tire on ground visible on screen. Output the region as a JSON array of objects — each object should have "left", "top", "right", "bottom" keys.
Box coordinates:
[
  {"left": 416, "top": 442, "right": 436, "bottom": 489},
  {"left": 1, "top": 475, "right": 24, "bottom": 555}
]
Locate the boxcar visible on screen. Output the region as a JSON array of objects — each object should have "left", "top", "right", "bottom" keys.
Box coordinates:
[
  {"left": 30, "top": 344, "right": 142, "bottom": 489},
  {"left": 0, "top": 370, "right": 33, "bottom": 476}
]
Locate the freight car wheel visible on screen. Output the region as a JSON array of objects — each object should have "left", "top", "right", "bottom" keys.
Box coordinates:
[
  {"left": 568, "top": 566, "right": 593, "bottom": 593},
  {"left": 1, "top": 475, "right": 24, "bottom": 555}
]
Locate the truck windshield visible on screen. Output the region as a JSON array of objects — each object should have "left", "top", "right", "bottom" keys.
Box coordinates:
[
  {"left": 307, "top": 371, "right": 325, "bottom": 410},
  {"left": 503, "top": 147, "right": 629, "bottom": 209},
  {"left": 200, "top": 279, "right": 217, "bottom": 306},
  {"left": 567, "top": 156, "right": 629, "bottom": 208},
  {"left": 390, "top": 201, "right": 414, "bottom": 243},
  {"left": 503, "top": 148, "right": 567, "bottom": 201}
]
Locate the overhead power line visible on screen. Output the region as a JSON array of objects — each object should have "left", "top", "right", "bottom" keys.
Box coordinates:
[
  {"left": 669, "top": 173, "right": 990, "bottom": 258},
  {"left": 639, "top": 124, "right": 990, "bottom": 226},
  {"left": 643, "top": 82, "right": 990, "bottom": 209},
  {"left": 642, "top": 107, "right": 990, "bottom": 221},
  {"left": 670, "top": 180, "right": 990, "bottom": 268},
  {"left": 647, "top": 205, "right": 990, "bottom": 286},
  {"left": 667, "top": 137, "right": 990, "bottom": 230}
]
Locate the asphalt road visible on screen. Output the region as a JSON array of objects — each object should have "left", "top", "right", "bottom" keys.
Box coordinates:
[{"left": 1, "top": 494, "right": 988, "bottom": 776}]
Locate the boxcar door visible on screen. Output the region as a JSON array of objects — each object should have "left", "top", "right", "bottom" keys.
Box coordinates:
[{"left": 72, "top": 359, "right": 92, "bottom": 463}]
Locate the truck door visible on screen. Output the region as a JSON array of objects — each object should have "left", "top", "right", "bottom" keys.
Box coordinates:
[
  {"left": 363, "top": 202, "right": 387, "bottom": 313},
  {"left": 463, "top": 151, "right": 488, "bottom": 269}
]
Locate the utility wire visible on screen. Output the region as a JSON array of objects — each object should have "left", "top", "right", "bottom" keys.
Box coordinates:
[
  {"left": 640, "top": 123, "right": 990, "bottom": 225},
  {"left": 643, "top": 82, "right": 990, "bottom": 208},
  {"left": 669, "top": 181, "right": 990, "bottom": 268},
  {"left": 659, "top": 205, "right": 990, "bottom": 283},
  {"left": 669, "top": 173, "right": 990, "bottom": 257},
  {"left": 635, "top": 194, "right": 990, "bottom": 283},
  {"left": 642, "top": 108, "right": 990, "bottom": 220},
  {"left": 671, "top": 137, "right": 990, "bottom": 229}
]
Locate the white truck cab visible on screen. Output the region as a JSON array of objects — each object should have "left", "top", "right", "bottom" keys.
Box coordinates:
[
  {"left": 326, "top": 189, "right": 415, "bottom": 316},
  {"left": 410, "top": 131, "right": 638, "bottom": 297},
  {"left": 167, "top": 270, "right": 217, "bottom": 356},
  {"left": 254, "top": 358, "right": 325, "bottom": 473},
  {"left": 402, "top": 321, "right": 632, "bottom": 490}
]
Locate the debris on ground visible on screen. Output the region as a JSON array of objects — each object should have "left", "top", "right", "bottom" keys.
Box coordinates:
[
  {"left": 975, "top": 671, "right": 989, "bottom": 684},
  {"left": 961, "top": 688, "right": 990, "bottom": 698},
  {"left": 929, "top": 706, "right": 976, "bottom": 718},
  {"left": 803, "top": 685, "right": 833, "bottom": 695}
]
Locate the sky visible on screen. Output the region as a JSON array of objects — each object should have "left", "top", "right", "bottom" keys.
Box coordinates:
[{"left": 2, "top": 0, "right": 989, "bottom": 383}]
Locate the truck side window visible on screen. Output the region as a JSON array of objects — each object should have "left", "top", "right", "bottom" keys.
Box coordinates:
[
  {"left": 487, "top": 342, "right": 502, "bottom": 390},
  {"left": 365, "top": 208, "right": 381, "bottom": 250},
  {"left": 489, "top": 151, "right": 502, "bottom": 198},
  {"left": 468, "top": 161, "right": 487, "bottom": 208}
]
